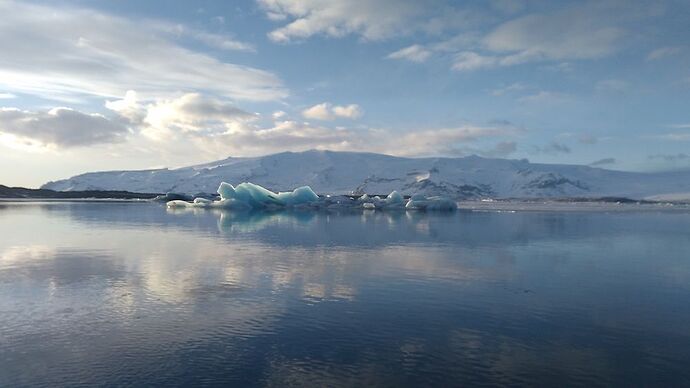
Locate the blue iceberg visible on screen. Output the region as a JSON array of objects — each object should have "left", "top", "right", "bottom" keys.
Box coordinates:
[{"left": 166, "top": 182, "right": 456, "bottom": 211}]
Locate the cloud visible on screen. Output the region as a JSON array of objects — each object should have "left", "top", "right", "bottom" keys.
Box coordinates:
[
  {"left": 272, "top": 110, "right": 287, "bottom": 120},
  {"left": 646, "top": 46, "right": 683, "bottom": 61},
  {"left": 0, "top": 93, "right": 16, "bottom": 99},
  {"left": 0, "top": 107, "right": 127, "bottom": 148},
  {"left": 533, "top": 142, "right": 571, "bottom": 155},
  {"left": 183, "top": 30, "right": 256, "bottom": 52},
  {"left": 656, "top": 133, "right": 690, "bottom": 141},
  {"left": 0, "top": 1, "right": 286, "bottom": 102},
  {"left": 146, "top": 107, "right": 517, "bottom": 159},
  {"left": 483, "top": 9, "right": 624, "bottom": 61},
  {"left": 106, "top": 92, "right": 257, "bottom": 141},
  {"left": 377, "top": 123, "right": 520, "bottom": 157},
  {"left": 648, "top": 153, "right": 689, "bottom": 162},
  {"left": 104, "top": 92, "right": 516, "bottom": 159},
  {"left": 491, "top": 83, "right": 527, "bottom": 96},
  {"left": 518, "top": 91, "right": 567, "bottom": 103},
  {"left": 408, "top": 1, "right": 661, "bottom": 72},
  {"left": 589, "top": 157, "right": 616, "bottom": 166},
  {"left": 257, "top": 0, "right": 477, "bottom": 42},
  {"left": 332, "top": 105, "right": 363, "bottom": 119},
  {"left": 452, "top": 52, "right": 498, "bottom": 71},
  {"left": 302, "top": 103, "right": 362, "bottom": 120},
  {"left": 387, "top": 45, "right": 433, "bottom": 63}
]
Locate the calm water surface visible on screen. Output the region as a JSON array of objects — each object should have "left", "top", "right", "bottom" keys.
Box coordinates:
[{"left": 1, "top": 202, "right": 690, "bottom": 386}]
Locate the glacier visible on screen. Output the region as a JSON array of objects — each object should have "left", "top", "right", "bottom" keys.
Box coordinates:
[
  {"left": 41, "top": 150, "right": 690, "bottom": 200},
  {"left": 166, "top": 182, "right": 457, "bottom": 211}
]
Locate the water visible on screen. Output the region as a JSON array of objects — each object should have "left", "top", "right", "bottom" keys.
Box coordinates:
[{"left": 1, "top": 201, "right": 690, "bottom": 387}]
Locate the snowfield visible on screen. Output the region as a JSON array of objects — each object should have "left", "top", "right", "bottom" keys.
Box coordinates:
[{"left": 42, "top": 150, "right": 690, "bottom": 200}]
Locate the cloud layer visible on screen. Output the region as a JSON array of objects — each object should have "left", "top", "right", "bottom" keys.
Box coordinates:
[
  {"left": 258, "top": 0, "right": 469, "bottom": 42},
  {"left": 0, "top": 1, "right": 286, "bottom": 102},
  {"left": 0, "top": 107, "right": 127, "bottom": 148}
]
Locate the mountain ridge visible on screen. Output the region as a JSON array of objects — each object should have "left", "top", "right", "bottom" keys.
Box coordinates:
[{"left": 42, "top": 150, "right": 690, "bottom": 200}]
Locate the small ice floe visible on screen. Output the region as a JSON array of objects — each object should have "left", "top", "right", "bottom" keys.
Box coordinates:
[
  {"left": 405, "top": 194, "right": 457, "bottom": 211},
  {"left": 356, "top": 190, "right": 405, "bottom": 210}
]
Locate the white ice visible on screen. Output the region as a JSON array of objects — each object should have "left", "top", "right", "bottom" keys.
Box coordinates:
[{"left": 167, "top": 181, "right": 456, "bottom": 211}]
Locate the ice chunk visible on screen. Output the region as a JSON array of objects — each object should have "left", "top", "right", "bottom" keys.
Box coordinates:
[
  {"left": 217, "top": 182, "right": 236, "bottom": 200},
  {"left": 276, "top": 186, "right": 319, "bottom": 206},
  {"left": 406, "top": 195, "right": 457, "bottom": 211},
  {"left": 384, "top": 190, "right": 404, "bottom": 206},
  {"left": 166, "top": 199, "right": 193, "bottom": 208},
  {"left": 362, "top": 202, "right": 376, "bottom": 210},
  {"left": 216, "top": 182, "right": 319, "bottom": 208},
  {"left": 409, "top": 193, "right": 425, "bottom": 201},
  {"left": 154, "top": 192, "right": 193, "bottom": 202}
]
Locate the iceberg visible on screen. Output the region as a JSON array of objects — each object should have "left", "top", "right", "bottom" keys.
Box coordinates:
[
  {"left": 405, "top": 194, "right": 457, "bottom": 211},
  {"left": 167, "top": 181, "right": 457, "bottom": 212},
  {"left": 168, "top": 182, "right": 319, "bottom": 210}
]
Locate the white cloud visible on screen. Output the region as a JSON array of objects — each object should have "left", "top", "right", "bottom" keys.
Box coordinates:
[
  {"left": 0, "top": 1, "right": 285, "bottom": 102},
  {"left": 491, "top": 82, "right": 528, "bottom": 96},
  {"left": 646, "top": 46, "right": 682, "bottom": 61},
  {"left": 106, "top": 92, "right": 257, "bottom": 141},
  {"left": 669, "top": 123, "right": 690, "bottom": 129},
  {"left": 185, "top": 30, "right": 256, "bottom": 52},
  {"left": 272, "top": 110, "right": 287, "bottom": 120},
  {"left": 452, "top": 49, "right": 567, "bottom": 72},
  {"left": 257, "top": 0, "right": 477, "bottom": 42},
  {"left": 2, "top": 89, "right": 521, "bottom": 169},
  {"left": 376, "top": 123, "right": 519, "bottom": 157},
  {"left": 332, "top": 104, "right": 363, "bottom": 119},
  {"left": 209, "top": 121, "right": 518, "bottom": 158},
  {"left": 387, "top": 45, "right": 433, "bottom": 63},
  {"left": 0, "top": 107, "right": 127, "bottom": 148},
  {"left": 452, "top": 52, "right": 498, "bottom": 71},
  {"left": 518, "top": 91, "right": 568, "bottom": 103},
  {"left": 148, "top": 22, "right": 256, "bottom": 52},
  {"left": 397, "top": 1, "right": 661, "bottom": 72},
  {"left": 302, "top": 103, "right": 332, "bottom": 120},
  {"left": 656, "top": 133, "right": 690, "bottom": 141},
  {"left": 101, "top": 91, "right": 519, "bottom": 160},
  {"left": 484, "top": 12, "right": 624, "bottom": 61},
  {"left": 302, "top": 103, "right": 362, "bottom": 121},
  {"left": 0, "top": 93, "right": 16, "bottom": 99}
]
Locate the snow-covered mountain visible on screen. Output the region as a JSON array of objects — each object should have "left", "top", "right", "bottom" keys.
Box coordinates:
[{"left": 42, "top": 150, "right": 690, "bottom": 199}]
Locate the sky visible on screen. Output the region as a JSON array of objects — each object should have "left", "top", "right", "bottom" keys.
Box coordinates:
[{"left": 1, "top": 0, "right": 689, "bottom": 188}]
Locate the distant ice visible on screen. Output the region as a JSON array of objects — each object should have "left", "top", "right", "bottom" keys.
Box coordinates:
[
  {"left": 406, "top": 194, "right": 458, "bottom": 211},
  {"left": 166, "top": 182, "right": 457, "bottom": 211}
]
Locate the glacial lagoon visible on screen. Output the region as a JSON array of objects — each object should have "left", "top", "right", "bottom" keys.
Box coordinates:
[{"left": 2, "top": 201, "right": 690, "bottom": 386}]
